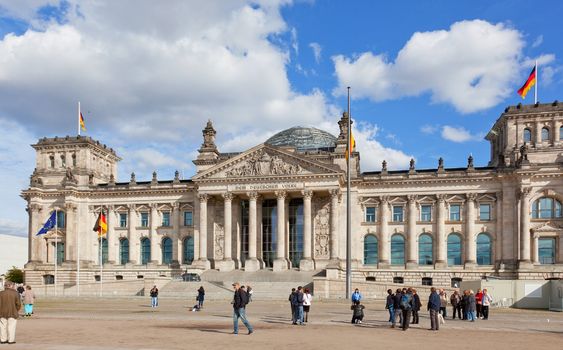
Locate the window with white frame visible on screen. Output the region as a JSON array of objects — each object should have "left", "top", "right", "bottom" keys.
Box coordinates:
[
  {"left": 140, "top": 212, "right": 149, "bottom": 227},
  {"left": 162, "top": 211, "right": 171, "bottom": 227},
  {"left": 479, "top": 204, "right": 491, "bottom": 221},
  {"left": 449, "top": 204, "right": 461, "bottom": 221},
  {"left": 420, "top": 205, "right": 432, "bottom": 222},
  {"left": 119, "top": 213, "right": 128, "bottom": 228},
  {"left": 392, "top": 206, "right": 404, "bottom": 222},
  {"left": 365, "top": 206, "right": 376, "bottom": 222},
  {"left": 183, "top": 211, "right": 193, "bottom": 226}
]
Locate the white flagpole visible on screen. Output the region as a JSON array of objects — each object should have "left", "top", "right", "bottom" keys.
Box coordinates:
[
  {"left": 77, "top": 209, "right": 80, "bottom": 297},
  {"left": 99, "top": 210, "right": 103, "bottom": 297},
  {"left": 54, "top": 210, "right": 58, "bottom": 297},
  {"left": 78, "top": 102, "right": 81, "bottom": 136},
  {"left": 534, "top": 60, "right": 538, "bottom": 104},
  {"left": 346, "top": 87, "right": 352, "bottom": 300}
]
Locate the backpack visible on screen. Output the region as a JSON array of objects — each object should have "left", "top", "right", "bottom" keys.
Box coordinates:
[
  {"left": 240, "top": 290, "right": 250, "bottom": 306},
  {"left": 400, "top": 294, "right": 411, "bottom": 310}
]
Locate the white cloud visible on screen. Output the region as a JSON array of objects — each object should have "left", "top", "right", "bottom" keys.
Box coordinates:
[
  {"left": 309, "top": 42, "right": 322, "bottom": 63},
  {"left": 532, "top": 34, "right": 543, "bottom": 48},
  {"left": 353, "top": 122, "right": 412, "bottom": 170},
  {"left": 420, "top": 124, "right": 438, "bottom": 134},
  {"left": 441, "top": 125, "right": 483, "bottom": 143},
  {"left": 333, "top": 20, "right": 538, "bottom": 114},
  {"left": 290, "top": 27, "right": 299, "bottom": 55}
]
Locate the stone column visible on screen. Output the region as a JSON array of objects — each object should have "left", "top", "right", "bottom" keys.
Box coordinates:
[
  {"left": 64, "top": 202, "right": 77, "bottom": 262},
  {"left": 465, "top": 194, "right": 477, "bottom": 267},
  {"left": 495, "top": 193, "right": 503, "bottom": 266},
  {"left": 149, "top": 203, "right": 159, "bottom": 264},
  {"left": 407, "top": 195, "right": 418, "bottom": 267},
  {"left": 532, "top": 234, "right": 539, "bottom": 264},
  {"left": 300, "top": 190, "right": 314, "bottom": 271},
  {"left": 172, "top": 203, "right": 180, "bottom": 265},
  {"left": 107, "top": 206, "right": 117, "bottom": 264},
  {"left": 218, "top": 193, "right": 235, "bottom": 271},
  {"left": 273, "top": 191, "right": 288, "bottom": 271},
  {"left": 198, "top": 194, "right": 211, "bottom": 269},
  {"left": 435, "top": 195, "right": 447, "bottom": 266},
  {"left": 379, "top": 196, "right": 390, "bottom": 265},
  {"left": 245, "top": 192, "right": 260, "bottom": 271},
  {"left": 519, "top": 187, "right": 532, "bottom": 267},
  {"left": 128, "top": 205, "right": 138, "bottom": 264},
  {"left": 28, "top": 204, "right": 44, "bottom": 264},
  {"left": 329, "top": 189, "right": 340, "bottom": 264}
]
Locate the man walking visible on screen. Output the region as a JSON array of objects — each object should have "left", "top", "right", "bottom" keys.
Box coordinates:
[
  {"left": 232, "top": 282, "right": 253, "bottom": 335},
  {"left": 0, "top": 281, "right": 22, "bottom": 344},
  {"left": 149, "top": 285, "right": 159, "bottom": 308},
  {"left": 427, "top": 287, "right": 440, "bottom": 331}
]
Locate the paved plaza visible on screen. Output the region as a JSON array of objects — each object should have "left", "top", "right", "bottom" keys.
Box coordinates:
[{"left": 6, "top": 297, "right": 563, "bottom": 349}]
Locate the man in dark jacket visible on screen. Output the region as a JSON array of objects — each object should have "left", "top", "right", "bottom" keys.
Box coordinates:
[
  {"left": 289, "top": 288, "right": 297, "bottom": 324},
  {"left": 411, "top": 288, "right": 422, "bottom": 324},
  {"left": 385, "top": 289, "right": 394, "bottom": 323},
  {"left": 232, "top": 282, "right": 253, "bottom": 335},
  {"left": 400, "top": 288, "right": 415, "bottom": 330},
  {"left": 391, "top": 288, "right": 403, "bottom": 328},
  {"left": 295, "top": 286, "right": 305, "bottom": 325},
  {"left": 0, "top": 281, "right": 22, "bottom": 344},
  {"left": 427, "top": 287, "right": 441, "bottom": 331}
]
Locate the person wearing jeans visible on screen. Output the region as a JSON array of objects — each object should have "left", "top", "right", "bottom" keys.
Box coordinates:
[
  {"left": 427, "top": 287, "right": 441, "bottom": 331},
  {"left": 467, "top": 290, "right": 477, "bottom": 321},
  {"left": 150, "top": 285, "right": 158, "bottom": 308},
  {"left": 385, "top": 289, "right": 394, "bottom": 323},
  {"left": 232, "top": 282, "right": 253, "bottom": 335},
  {"left": 296, "top": 286, "right": 305, "bottom": 325}
]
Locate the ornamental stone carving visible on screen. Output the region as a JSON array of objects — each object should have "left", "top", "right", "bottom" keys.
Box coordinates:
[
  {"left": 226, "top": 150, "right": 304, "bottom": 177},
  {"left": 313, "top": 196, "right": 330, "bottom": 259},
  {"left": 214, "top": 201, "right": 225, "bottom": 260}
]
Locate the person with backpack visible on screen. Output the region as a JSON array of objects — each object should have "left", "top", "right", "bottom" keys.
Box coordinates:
[
  {"left": 427, "top": 287, "right": 441, "bottom": 331},
  {"left": 400, "top": 288, "right": 414, "bottom": 330},
  {"left": 385, "top": 289, "right": 394, "bottom": 323},
  {"left": 197, "top": 286, "right": 205, "bottom": 309},
  {"left": 411, "top": 288, "right": 422, "bottom": 324},
  {"left": 231, "top": 282, "right": 253, "bottom": 335},
  {"left": 391, "top": 288, "right": 403, "bottom": 328},
  {"left": 351, "top": 301, "right": 365, "bottom": 324}
]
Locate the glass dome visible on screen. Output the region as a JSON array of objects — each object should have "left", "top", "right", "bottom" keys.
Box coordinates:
[{"left": 265, "top": 126, "right": 337, "bottom": 151}]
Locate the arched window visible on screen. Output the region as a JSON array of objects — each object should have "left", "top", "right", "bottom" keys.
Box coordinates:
[
  {"left": 119, "top": 238, "right": 129, "bottom": 265},
  {"left": 363, "top": 235, "right": 378, "bottom": 265},
  {"left": 98, "top": 238, "right": 108, "bottom": 264},
  {"left": 476, "top": 233, "right": 492, "bottom": 265},
  {"left": 541, "top": 127, "right": 550, "bottom": 141},
  {"left": 418, "top": 234, "right": 433, "bottom": 265},
  {"left": 183, "top": 236, "right": 194, "bottom": 264},
  {"left": 391, "top": 234, "right": 405, "bottom": 265},
  {"left": 532, "top": 197, "right": 562, "bottom": 219},
  {"left": 523, "top": 128, "right": 532, "bottom": 143},
  {"left": 447, "top": 233, "right": 462, "bottom": 266},
  {"left": 162, "top": 237, "right": 173, "bottom": 264},
  {"left": 141, "top": 238, "right": 151, "bottom": 265}
]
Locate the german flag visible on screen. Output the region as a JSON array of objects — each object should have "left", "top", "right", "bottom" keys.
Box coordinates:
[
  {"left": 79, "top": 112, "right": 86, "bottom": 131},
  {"left": 93, "top": 211, "right": 107, "bottom": 237},
  {"left": 517, "top": 65, "right": 537, "bottom": 99},
  {"left": 346, "top": 130, "right": 356, "bottom": 161}
]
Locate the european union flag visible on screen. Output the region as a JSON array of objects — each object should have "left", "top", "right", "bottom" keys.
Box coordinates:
[{"left": 36, "top": 211, "right": 56, "bottom": 236}]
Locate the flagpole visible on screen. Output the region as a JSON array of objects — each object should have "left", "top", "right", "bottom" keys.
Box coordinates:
[
  {"left": 78, "top": 101, "right": 81, "bottom": 136},
  {"left": 77, "top": 208, "right": 80, "bottom": 297},
  {"left": 99, "top": 209, "right": 103, "bottom": 298},
  {"left": 534, "top": 60, "right": 538, "bottom": 104},
  {"left": 346, "top": 87, "right": 352, "bottom": 300},
  {"left": 54, "top": 210, "right": 58, "bottom": 297}
]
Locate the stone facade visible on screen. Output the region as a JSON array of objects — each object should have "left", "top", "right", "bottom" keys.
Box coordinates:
[{"left": 22, "top": 103, "right": 563, "bottom": 288}]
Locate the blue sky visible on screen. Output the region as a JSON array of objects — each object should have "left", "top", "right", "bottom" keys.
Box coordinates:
[{"left": 0, "top": 0, "right": 561, "bottom": 236}]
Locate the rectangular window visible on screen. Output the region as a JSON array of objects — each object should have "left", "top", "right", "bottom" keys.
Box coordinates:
[
  {"left": 140, "top": 212, "right": 149, "bottom": 227},
  {"left": 119, "top": 213, "right": 127, "bottom": 228},
  {"left": 56, "top": 211, "right": 65, "bottom": 229},
  {"left": 479, "top": 204, "right": 491, "bottom": 221},
  {"left": 538, "top": 238, "right": 555, "bottom": 264},
  {"left": 183, "top": 211, "right": 193, "bottom": 226},
  {"left": 450, "top": 204, "right": 461, "bottom": 221},
  {"left": 420, "top": 205, "right": 432, "bottom": 222},
  {"left": 162, "top": 212, "right": 170, "bottom": 227},
  {"left": 392, "top": 206, "right": 403, "bottom": 222},
  {"left": 365, "top": 207, "right": 376, "bottom": 222}
]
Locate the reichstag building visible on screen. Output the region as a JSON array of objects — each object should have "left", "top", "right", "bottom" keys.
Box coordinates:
[{"left": 23, "top": 102, "right": 563, "bottom": 288}]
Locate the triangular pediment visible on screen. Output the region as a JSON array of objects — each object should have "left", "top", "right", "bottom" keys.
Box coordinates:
[
  {"left": 531, "top": 222, "right": 563, "bottom": 233},
  {"left": 192, "top": 144, "right": 340, "bottom": 180}
]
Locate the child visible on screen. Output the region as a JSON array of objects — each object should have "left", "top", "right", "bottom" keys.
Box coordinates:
[{"left": 351, "top": 301, "right": 365, "bottom": 324}]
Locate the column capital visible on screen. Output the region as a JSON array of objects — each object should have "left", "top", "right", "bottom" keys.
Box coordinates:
[
  {"left": 172, "top": 202, "right": 179, "bottom": 209},
  {"left": 329, "top": 188, "right": 340, "bottom": 199},
  {"left": 247, "top": 191, "right": 260, "bottom": 201},
  {"left": 466, "top": 193, "right": 478, "bottom": 202},
  {"left": 198, "top": 193, "right": 210, "bottom": 203},
  {"left": 436, "top": 194, "right": 447, "bottom": 203},
  {"left": 302, "top": 189, "right": 313, "bottom": 199},
  {"left": 407, "top": 194, "right": 418, "bottom": 203},
  {"left": 222, "top": 192, "right": 234, "bottom": 201},
  {"left": 496, "top": 191, "right": 503, "bottom": 201},
  {"left": 275, "top": 190, "right": 287, "bottom": 200},
  {"left": 149, "top": 203, "right": 158, "bottom": 209},
  {"left": 519, "top": 186, "right": 532, "bottom": 199},
  {"left": 64, "top": 202, "right": 77, "bottom": 211},
  {"left": 27, "top": 203, "right": 42, "bottom": 212},
  {"left": 378, "top": 195, "right": 390, "bottom": 204}
]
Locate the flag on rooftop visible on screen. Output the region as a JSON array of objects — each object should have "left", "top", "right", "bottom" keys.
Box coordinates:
[
  {"left": 517, "top": 64, "right": 537, "bottom": 99},
  {"left": 79, "top": 112, "right": 86, "bottom": 132}
]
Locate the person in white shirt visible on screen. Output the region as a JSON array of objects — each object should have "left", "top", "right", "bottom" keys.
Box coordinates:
[
  {"left": 481, "top": 289, "right": 493, "bottom": 320},
  {"left": 303, "top": 288, "right": 312, "bottom": 322}
]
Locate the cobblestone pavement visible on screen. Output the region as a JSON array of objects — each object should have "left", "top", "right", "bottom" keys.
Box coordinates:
[{"left": 7, "top": 298, "right": 563, "bottom": 350}]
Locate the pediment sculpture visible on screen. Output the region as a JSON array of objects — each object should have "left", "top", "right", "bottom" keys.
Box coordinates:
[{"left": 225, "top": 150, "right": 304, "bottom": 177}]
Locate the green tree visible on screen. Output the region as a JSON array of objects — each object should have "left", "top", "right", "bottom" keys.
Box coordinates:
[{"left": 5, "top": 266, "right": 24, "bottom": 284}]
